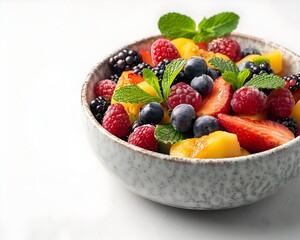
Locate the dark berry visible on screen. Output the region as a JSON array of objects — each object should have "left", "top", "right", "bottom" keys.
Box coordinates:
[
  {"left": 109, "top": 74, "right": 119, "bottom": 83},
  {"left": 109, "top": 49, "right": 142, "bottom": 74},
  {"left": 184, "top": 57, "right": 208, "bottom": 82},
  {"left": 139, "top": 102, "right": 164, "bottom": 125},
  {"left": 238, "top": 61, "right": 252, "bottom": 71},
  {"left": 132, "top": 120, "right": 143, "bottom": 131},
  {"left": 132, "top": 62, "right": 152, "bottom": 75},
  {"left": 206, "top": 68, "right": 221, "bottom": 80},
  {"left": 276, "top": 117, "right": 298, "bottom": 135},
  {"left": 90, "top": 96, "right": 110, "bottom": 123},
  {"left": 171, "top": 104, "right": 195, "bottom": 132},
  {"left": 283, "top": 74, "right": 300, "bottom": 92},
  {"left": 190, "top": 74, "right": 214, "bottom": 96},
  {"left": 193, "top": 116, "right": 222, "bottom": 138},
  {"left": 242, "top": 47, "right": 261, "bottom": 57}
]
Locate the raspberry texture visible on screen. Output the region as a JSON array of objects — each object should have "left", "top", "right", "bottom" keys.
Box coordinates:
[
  {"left": 128, "top": 125, "right": 158, "bottom": 151},
  {"left": 267, "top": 87, "right": 295, "bottom": 118},
  {"left": 94, "top": 79, "right": 116, "bottom": 99},
  {"left": 102, "top": 104, "right": 131, "bottom": 137},
  {"left": 207, "top": 37, "right": 241, "bottom": 62},
  {"left": 151, "top": 39, "right": 180, "bottom": 66},
  {"left": 231, "top": 86, "right": 267, "bottom": 115},
  {"left": 167, "top": 82, "right": 202, "bottom": 111}
]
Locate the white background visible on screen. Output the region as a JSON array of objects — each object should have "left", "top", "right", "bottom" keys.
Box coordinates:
[{"left": 1, "top": 0, "right": 300, "bottom": 239}]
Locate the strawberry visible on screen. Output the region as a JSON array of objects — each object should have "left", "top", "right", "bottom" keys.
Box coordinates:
[
  {"left": 139, "top": 49, "right": 154, "bottom": 66},
  {"left": 195, "top": 42, "right": 208, "bottom": 51},
  {"left": 217, "top": 114, "right": 295, "bottom": 153},
  {"left": 128, "top": 72, "right": 144, "bottom": 84},
  {"left": 196, "top": 77, "right": 232, "bottom": 117}
]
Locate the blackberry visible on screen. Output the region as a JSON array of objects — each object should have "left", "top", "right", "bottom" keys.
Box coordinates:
[
  {"left": 109, "top": 73, "right": 120, "bottom": 83},
  {"left": 276, "top": 117, "right": 298, "bottom": 135},
  {"left": 109, "top": 49, "right": 142, "bottom": 74},
  {"left": 244, "top": 61, "right": 274, "bottom": 79},
  {"left": 90, "top": 96, "right": 110, "bottom": 123},
  {"left": 152, "top": 58, "right": 186, "bottom": 84},
  {"left": 132, "top": 62, "right": 152, "bottom": 75},
  {"left": 283, "top": 74, "right": 300, "bottom": 91}
]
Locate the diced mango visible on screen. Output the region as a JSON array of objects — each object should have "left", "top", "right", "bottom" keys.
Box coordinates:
[
  {"left": 170, "top": 131, "right": 242, "bottom": 159},
  {"left": 289, "top": 100, "right": 300, "bottom": 130},
  {"left": 236, "top": 49, "right": 283, "bottom": 74},
  {"left": 171, "top": 38, "right": 201, "bottom": 60},
  {"left": 236, "top": 113, "right": 267, "bottom": 120}
]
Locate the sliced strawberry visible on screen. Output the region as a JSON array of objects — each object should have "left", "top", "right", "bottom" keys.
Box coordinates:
[
  {"left": 292, "top": 88, "right": 300, "bottom": 103},
  {"left": 128, "top": 73, "right": 144, "bottom": 84},
  {"left": 139, "top": 49, "right": 154, "bottom": 67},
  {"left": 195, "top": 42, "right": 208, "bottom": 51},
  {"left": 196, "top": 77, "right": 232, "bottom": 117},
  {"left": 217, "top": 114, "right": 295, "bottom": 153}
]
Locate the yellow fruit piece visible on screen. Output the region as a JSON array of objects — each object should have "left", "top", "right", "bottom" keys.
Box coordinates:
[
  {"left": 160, "top": 107, "right": 171, "bottom": 124},
  {"left": 171, "top": 38, "right": 201, "bottom": 60},
  {"left": 236, "top": 49, "right": 283, "bottom": 74},
  {"left": 289, "top": 100, "right": 300, "bottom": 130},
  {"left": 170, "top": 131, "right": 242, "bottom": 159},
  {"left": 236, "top": 113, "right": 267, "bottom": 120},
  {"left": 240, "top": 147, "right": 251, "bottom": 156},
  {"left": 114, "top": 70, "right": 133, "bottom": 90}
]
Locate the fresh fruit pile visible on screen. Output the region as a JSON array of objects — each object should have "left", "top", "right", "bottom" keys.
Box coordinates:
[{"left": 90, "top": 12, "right": 299, "bottom": 159}]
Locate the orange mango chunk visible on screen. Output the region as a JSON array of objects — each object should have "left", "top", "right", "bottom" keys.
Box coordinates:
[{"left": 289, "top": 100, "right": 300, "bottom": 130}]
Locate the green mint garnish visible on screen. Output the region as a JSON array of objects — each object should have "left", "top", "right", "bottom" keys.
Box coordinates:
[
  {"left": 112, "top": 58, "right": 186, "bottom": 105},
  {"left": 208, "top": 57, "right": 239, "bottom": 74},
  {"left": 154, "top": 124, "right": 184, "bottom": 145},
  {"left": 142, "top": 68, "right": 163, "bottom": 100},
  {"left": 112, "top": 85, "right": 162, "bottom": 103},
  {"left": 237, "top": 69, "right": 251, "bottom": 88},
  {"left": 158, "top": 12, "right": 239, "bottom": 42},
  {"left": 158, "top": 13, "right": 196, "bottom": 39},
  {"left": 252, "top": 56, "right": 270, "bottom": 65},
  {"left": 162, "top": 58, "right": 186, "bottom": 99},
  {"left": 244, "top": 74, "right": 284, "bottom": 89}
]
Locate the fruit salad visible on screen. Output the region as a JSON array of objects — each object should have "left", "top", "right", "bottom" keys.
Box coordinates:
[{"left": 89, "top": 12, "right": 299, "bottom": 159}]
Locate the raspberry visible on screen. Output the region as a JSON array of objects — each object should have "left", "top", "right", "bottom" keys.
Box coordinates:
[
  {"left": 128, "top": 125, "right": 158, "bottom": 151},
  {"left": 102, "top": 104, "right": 131, "bottom": 137},
  {"left": 94, "top": 79, "right": 116, "bottom": 99},
  {"left": 151, "top": 39, "right": 180, "bottom": 66},
  {"left": 207, "top": 38, "right": 242, "bottom": 62},
  {"left": 267, "top": 87, "right": 295, "bottom": 119},
  {"left": 167, "top": 82, "right": 202, "bottom": 111},
  {"left": 231, "top": 86, "right": 267, "bottom": 115}
]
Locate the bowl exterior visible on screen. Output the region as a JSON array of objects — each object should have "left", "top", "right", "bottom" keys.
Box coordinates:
[{"left": 81, "top": 33, "right": 300, "bottom": 209}]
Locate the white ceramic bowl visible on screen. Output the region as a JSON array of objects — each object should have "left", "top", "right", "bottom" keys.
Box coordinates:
[{"left": 81, "top": 33, "right": 300, "bottom": 210}]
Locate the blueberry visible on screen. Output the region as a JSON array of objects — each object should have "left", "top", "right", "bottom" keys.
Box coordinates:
[
  {"left": 171, "top": 104, "right": 195, "bottom": 132},
  {"left": 193, "top": 116, "right": 222, "bottom": 138},
  {"left": 139, "top": 102, "right": 164, "bottom": 125},
  {"left": 237, "top": 61, "right": 252, "bottom": 71},
  {"left": 206, "top": 68, "right": 221, "bottom": 80},
  {"left": 184, "top": 57, "right": 208, "bottom": 82},
  {"left": 190, "top": 74, "right": 214, "bottom": 96},
  {"left": 242, "top": 47, "right": 261, "bottom": 57}
]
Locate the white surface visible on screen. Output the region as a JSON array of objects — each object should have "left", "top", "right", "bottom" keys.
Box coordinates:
[{"left": 1, "top": 0, "right": 300, "bottom": 239}]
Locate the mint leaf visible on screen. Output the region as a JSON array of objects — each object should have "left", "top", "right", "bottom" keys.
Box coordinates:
[
  {"left": 158, "top": 12, "right": 196, "bottom": 39},
  {"left": 222, "top": 71, "right": 238, "bottom": 90},
  {"left": 142, "top": 68, "right": 163, "bottom": 100},
  {"left": 253, "top": 56, "right": 270, "bottom": 65},
  {"left": 154, "top": 124, "right": 184, "bottom": 144},
  {"left": 208, "top": 57, "right": 239, "bottom": 74},
  {"left": 112, "top": 85, "right": 162, "bottom": 103},
  {"left": 244, "top": 74, "right": 284, "bottom": 89},
  {"left": 237, "top": 69, "right": 250, "bottom": 88},
  {"left": 162, "top": 58, "right": 186, "bottom": 99},
  {"left": 196, "top": 12, "right": 239, "bottom": 42}
]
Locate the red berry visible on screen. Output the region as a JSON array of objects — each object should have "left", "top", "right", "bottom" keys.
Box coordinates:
[
  {"left": 231, "top": 86, "right": 267, "bottom": 115},
  {"left": 102, "top": 104, "right": 131, "bottom": 137},
  {"left": 167, "top": 82, "right": 202, "bottom": 111},
  {"left": 267, "top": 87, "right": 295, "bottom": 118},
  {"left": 94, "top": 79, "right": 116, "bottom": 99},
  {"left": 207, "top": 38, "right": 242, "bottom": 62},
  {"left": 128, "top": 125, "right": 158, "bottom": 151},
  {"left": 151, "top": 38, "right": 180, "bottom": 66}
]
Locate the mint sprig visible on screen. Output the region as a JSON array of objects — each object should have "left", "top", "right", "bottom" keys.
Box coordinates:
[
  {"left": 244, "top": 74, "right": 284, "bottom": 89},
  {"left": 112, "top": 58, "right": 186, "bottom": 104},
  {"left": 158, "top": 12, "right": 239, "bottom": 43},
  {"left": 112, "top": 85, "right": 162, "bottom": 103},
  {"left": 154, "top": 124, "right": 184, "bottom": 145},
  {"left": 208, "top": 57, "right": 284, "bottom": 90}
]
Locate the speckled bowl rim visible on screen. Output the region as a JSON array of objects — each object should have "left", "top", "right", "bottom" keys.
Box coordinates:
[{"left": 81, "top": 32, "right": 300, "bottom": 165}]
